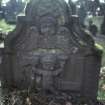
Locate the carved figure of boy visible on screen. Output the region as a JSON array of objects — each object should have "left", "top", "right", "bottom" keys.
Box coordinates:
[{"left": 34, "top": 52, "right": 68, "bottom": 91}]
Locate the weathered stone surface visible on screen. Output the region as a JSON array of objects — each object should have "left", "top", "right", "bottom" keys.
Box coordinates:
[{"left": 1, "top": 0, "right": 102, "bottom": 101}]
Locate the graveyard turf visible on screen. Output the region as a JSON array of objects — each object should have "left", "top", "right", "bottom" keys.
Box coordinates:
[
  {"left": 97, "top": 42, "right": 105, "bottom": 100},
  {"left": 0, "top": 19, "right": 15, "bottom": 33}
]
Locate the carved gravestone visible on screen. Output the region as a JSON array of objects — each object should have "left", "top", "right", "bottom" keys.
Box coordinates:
[{"left": 1, "top": 0, "right": 102, "bottom": 100}]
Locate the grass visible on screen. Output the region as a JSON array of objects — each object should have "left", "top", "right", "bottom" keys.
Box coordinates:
[
  {"left": 98, "top": 78, "right": 105, "bottom": 100},
  {"left": 97, "top": 41, "right": 105, "bottom": 100},
  {"left": 0, "top": 19, "right": 15, "bottom": 33}
]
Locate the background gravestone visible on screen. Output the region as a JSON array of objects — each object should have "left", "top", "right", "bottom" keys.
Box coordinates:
[{"left": 3, "top": 0, "right": 25, "bottom": 24}]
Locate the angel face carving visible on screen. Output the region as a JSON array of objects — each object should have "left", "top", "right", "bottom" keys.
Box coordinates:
[
  {"left": 40, "top": 17, "right": 57, "bottom": 35},
  {"left": 41, "top": 54, "right": 56, "bottom": 71}
]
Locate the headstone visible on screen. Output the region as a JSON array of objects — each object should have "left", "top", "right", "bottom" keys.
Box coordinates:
[
  {"left": 68, "top": 0, "right": 76, "bottom": 15},
  {"left": 0, "top": 48, "right": 3, "bottom": 80},
  {"left": 4, "top": 0, "right": 25, "bottom": 24},
  {"left": 88, "top": 20, "right": 98, "bottom": 36},
  {"left": 1, "top": 0, "right": 102, "bottom": 101},
  {"left": 0, "top": 1, "right": 3, "bottom": 19},
  {"left": 78, "top": 4, "right": 87, "bottom": 25},
  {"left": 101, "top": 16, "right": 105, "bottom": 35}
]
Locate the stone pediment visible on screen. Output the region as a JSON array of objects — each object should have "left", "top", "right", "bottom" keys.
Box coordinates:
[{"left": 5, "top": 0, "right": 95, "bottom": 53}]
